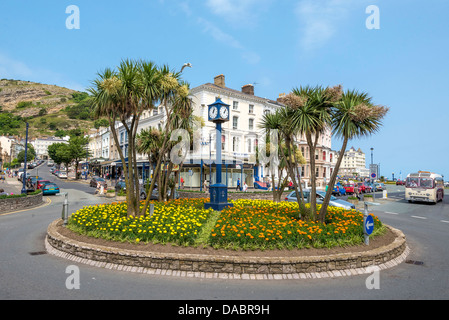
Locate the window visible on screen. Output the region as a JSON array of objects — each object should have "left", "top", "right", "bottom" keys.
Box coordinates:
[
  {"left": 248, "top": 118, "right": 254, "bottom": 131},
  {"left": 247, "top": 139, "right": 252, "bottom": 153},
  {"left": 233, "top": 116, "right": 238, "bottom": 129},
  {"left": 323, "top": 151, "right": 326, "bottom": 161},
  {"left": 248, "top": 104, "right": 254, "bottom": 114},
  {"left": 233, "top": 101, "right": 239, "bottom": 110},
  {"left": 232, "top": 137, "right": 239, "bottom": 152},
  {"left": 222, "top": 135, "right": 226, "bottom": 151}
]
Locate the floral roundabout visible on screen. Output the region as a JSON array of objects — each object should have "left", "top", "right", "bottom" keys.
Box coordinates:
[{"left": 46, "top": 198, "right": 409, "bottom": 280}]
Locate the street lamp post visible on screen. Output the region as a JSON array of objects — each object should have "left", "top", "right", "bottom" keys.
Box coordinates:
[{"left": 21, "top": 122, "right": 29, "bottom": 194}]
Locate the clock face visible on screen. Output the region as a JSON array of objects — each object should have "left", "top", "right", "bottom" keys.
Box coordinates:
[
  {"left": 209, "top": 106, "right": 218, "bottom": 119},
  {"left": 219, "top": 106, "right": 229, "bottom": 119}
]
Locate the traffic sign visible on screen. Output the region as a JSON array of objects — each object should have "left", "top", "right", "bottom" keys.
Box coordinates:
[
  {"left": 371, "top": 173, "right": 376, "bottom": 178},
  {"left": 364, "top": 215, "right": 374, "bottom": 235}
]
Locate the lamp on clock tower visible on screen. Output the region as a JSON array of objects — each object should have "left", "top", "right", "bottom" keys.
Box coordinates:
[{"left": 205, "top": 98, "right": 233, "bottom": 211}]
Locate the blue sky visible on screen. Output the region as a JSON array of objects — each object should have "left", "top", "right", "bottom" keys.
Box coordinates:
[{"left": 1, "top": 0, "right": 448, "bottom": 180}]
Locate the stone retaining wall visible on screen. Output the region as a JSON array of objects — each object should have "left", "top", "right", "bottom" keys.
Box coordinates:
[
  {"left": 0, "top": 192, "right": 43, "bottom": 213},
  {"left": 46, "top": 219, "right": 408, "bottom": 278}
]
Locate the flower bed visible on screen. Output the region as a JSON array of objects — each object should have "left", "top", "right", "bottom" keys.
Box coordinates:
[
  {"left": 67, "top": 198, "right": 383, "bottom": 250},
  {"left": 67, "top": 198, "right": 213, "bottom": 245},
  {"left": 209, "top": 200, "right": 383, "bottom": 250}
]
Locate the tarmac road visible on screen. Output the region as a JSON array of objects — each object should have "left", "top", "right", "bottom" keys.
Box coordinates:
[{"left": 1, "top": 170, "right": 448, "bottom": 301}]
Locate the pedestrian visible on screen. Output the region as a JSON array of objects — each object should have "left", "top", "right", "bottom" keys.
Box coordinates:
[
  {"left": 0, "top": 171, "right": 5, "bottom": 183},
  {"left": 0, "top": 188, "right": 7, "bottom": 196},
  {"left": 181, "top": 177, "right": 184, "bottom": 189},
  {"left": 237, "top": 178, "right": 240, "bottom": 191},
  {"left": 203, "top": 179, "right": 208, "bottom": 193},
  {"left": 242, "top": 181, "right": 248, "bottom": 192},
  {"left": 354, "top": 185, "right": 360, "bottom": 200}
]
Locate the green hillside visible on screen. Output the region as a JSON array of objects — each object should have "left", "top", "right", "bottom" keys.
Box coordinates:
[{"left": 0, "top": 79, "right": 99, "bottom": 138}]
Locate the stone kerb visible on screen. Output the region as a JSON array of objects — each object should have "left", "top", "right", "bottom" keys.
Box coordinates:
[
  {"left": 0, "top": 192, "right": 43, "bottom": 213},
  {"left": 46, "top": 219, "right": 409, "bottom": 279}
]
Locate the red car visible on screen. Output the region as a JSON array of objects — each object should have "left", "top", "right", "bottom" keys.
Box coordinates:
[
  {"left": 357, "top": 182, "right": 366, "bottom": 193},
  {"left": 363, "top": 183, "right": 373, "bottom": 193},
  {"left": 344, "top": 184, "right": 356, "bottom": 194},
  {"left": 36, "top": 180, "right": 51, "bottom": 189},
  {"left": 396, "top": 180, "right": 406, "bottom": 185}
]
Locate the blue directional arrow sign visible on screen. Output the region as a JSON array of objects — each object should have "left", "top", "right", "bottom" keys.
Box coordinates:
[{"left": 364, "top": 215, "right": 374, "bottom": 235}]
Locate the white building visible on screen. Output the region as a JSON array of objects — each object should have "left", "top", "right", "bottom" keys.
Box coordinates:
[
  {"left": 337, "top": 147, "right": 369, "bottom": 178},
  {"left": 31, "top": 137, "right": 68, "bottom": 160},
  {"left": 87, "top": 74, "right": 338, "bottom": 189}
]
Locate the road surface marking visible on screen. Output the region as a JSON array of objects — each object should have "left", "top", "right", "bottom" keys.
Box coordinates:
[
  {"left": 385, "top": 211, "right": 398, "bottom": 215},
  {"left": 411, "top": 216, "right": 427, "bottom": 220},
  {"left": 440, "top": 220, "right": 449, "bottom": 224}
]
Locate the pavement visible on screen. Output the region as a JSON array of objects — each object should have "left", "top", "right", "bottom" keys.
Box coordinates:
[{"left": 0, "top": 175, "right": 25, "bottom": 195}]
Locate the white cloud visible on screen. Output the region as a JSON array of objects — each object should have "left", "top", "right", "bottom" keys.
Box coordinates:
[
  {"left": 205, "top": 0, "right": 272, "bottom": 27},
  {"left": 197, "top": 17, "right": 243, "bottom": 49},
  {"left": 295, "top": 0, "right": 366, "bottom": 51},
  {"left": 197, "top": 17, "right": 261, "bottom": 64}
]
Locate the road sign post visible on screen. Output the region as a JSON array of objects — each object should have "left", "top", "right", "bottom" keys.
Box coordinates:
[{"left": 363, "top": 201, "right": 379, "bottom": 245}]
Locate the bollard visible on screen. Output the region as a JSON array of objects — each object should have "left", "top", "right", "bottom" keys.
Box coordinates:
[
  {"left": 382, "top": 190, "right": 388, "bottom": 198},
  {"left": 58, "top": 192, "right": 69, "bottom": 225}
]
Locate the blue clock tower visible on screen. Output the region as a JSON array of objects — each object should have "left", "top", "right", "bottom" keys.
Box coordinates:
[{"left": 205, "top": 98, "right": 233, "bottom": 211}]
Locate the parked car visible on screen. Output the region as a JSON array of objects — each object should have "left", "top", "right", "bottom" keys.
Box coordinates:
[
  {"left": 356, "top": 182, "right": 366, "bottom": 193},
  {"left": 42, "top": 182, "right": 60, "bottom": 195},
  {"left": 36, "top": 179, "right": 51, "bottom": 189},
  {"left": 149, "top": 187, "right": 180, "bottom": 201},
  {"left": 19, "top": 172, "right": 30, "bottom": 182},
  {"left": 444, "top": 181, "right": 449, "bottom": 188},
  {"left": 374, "top": 183, "right": 385, "bottom": 191},
  {"left": 90, "top": 176, "right": 107, "bottom": 188},
  {"left": 363, "top": 182, "right": 373, "bottom": 193},
  {"left": 396, "top": 180, "right": 406, "bottom": 186},
  {"left": 58, "top": 171, "right": 68, "bottom": 179},
  {"left": 344, "top": 183, "right": 356, "bottom": 194},
  {"left": 332, "top": 184, "right": 346, "bottom": 196},
  {"left": 27, "top": 176, "right": 42, "bottom": 189},
  {"left": 284, "top": 190, "right": 355, "bottom": 210},
  {"left": 115, "top": 181, "right": 157, "bottom": 200},
  {"left": 115, "top": 180, "right": 127, "bottom": 193}
]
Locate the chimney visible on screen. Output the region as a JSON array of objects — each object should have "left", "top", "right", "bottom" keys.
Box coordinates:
[
  {"left": 242, "top": 84, "right": 254, "bottom": 96},
  {"left": 277, "top": 93, "right": 285, "bottom": 102},
  {"left": 214, "top": 74, "right": 225, "bottom": 88}
]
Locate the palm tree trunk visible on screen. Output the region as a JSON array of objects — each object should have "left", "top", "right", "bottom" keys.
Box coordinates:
[
  {"left": 306, "top": 132, "right": 318, "bottom": 218},
  {"left": 319, "top": 137, "right": 349, "bottom": 223}
]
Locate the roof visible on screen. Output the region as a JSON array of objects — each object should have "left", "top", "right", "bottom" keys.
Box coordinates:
[{"left": 191, "top": 82, "right": 285, "bottom": 107}]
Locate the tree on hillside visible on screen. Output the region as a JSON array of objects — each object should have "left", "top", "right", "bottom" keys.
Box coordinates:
[
  {"left": 17, "top": 143, "right": 36, "bottom": 163},
  {"left": 66, "top": 135, "right": 90, "bottom": 180}
]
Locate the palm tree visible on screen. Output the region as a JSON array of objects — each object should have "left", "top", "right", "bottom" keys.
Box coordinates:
[
  {"left": 283, "top": 86, "right": 333, "bottom": 218},
  {"left": 318, "top": 90, "right": 389, "bottom": 223},
  {"left": 89, "top": 59, "right": 172, "bottom": 217},
  {"left": 259, "top": 107, "right": 307, "bottom": 206}
]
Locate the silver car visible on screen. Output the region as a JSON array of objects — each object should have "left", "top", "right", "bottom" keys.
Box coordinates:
[{"left": 285, "top": 189, "right": 356, "bottom": 210}]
